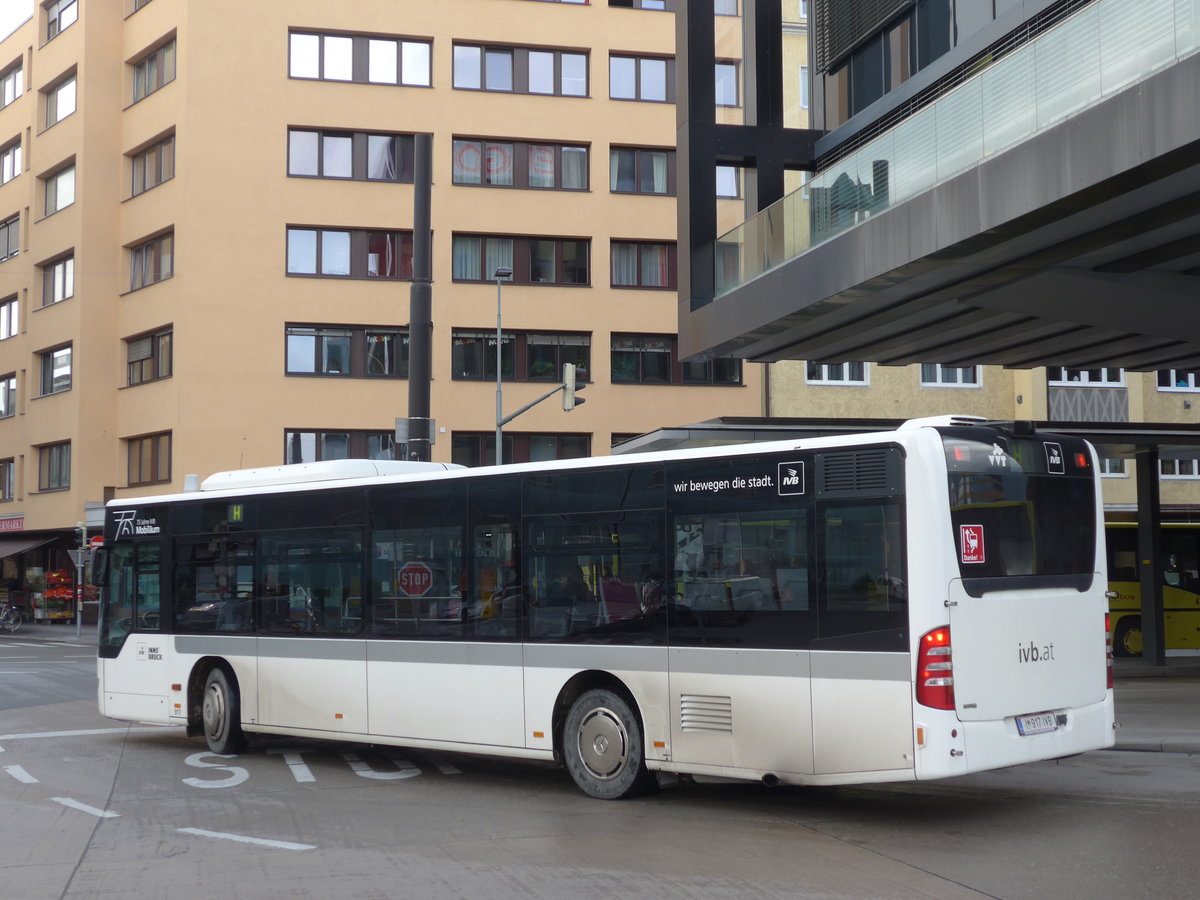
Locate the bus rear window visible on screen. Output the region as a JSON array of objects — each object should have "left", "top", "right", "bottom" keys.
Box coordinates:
[{"left": 942, "top": 432, "right": 1096, "bottom": 594}]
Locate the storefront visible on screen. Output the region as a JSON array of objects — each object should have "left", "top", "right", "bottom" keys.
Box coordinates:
[{"left": 0, "top": 533, "right": 97, "bottom": 624}]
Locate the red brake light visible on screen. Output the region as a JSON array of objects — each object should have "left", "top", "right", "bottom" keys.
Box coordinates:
[
  {"left": 917, "top": 626, "right": 955, "bottom": 710},
  {"left": 1075, "top": 452, "right": 1090, "bottom": 469}
]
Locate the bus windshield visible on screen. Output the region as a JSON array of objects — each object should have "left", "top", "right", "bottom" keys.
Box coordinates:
[{"left": 941, "top": 429, "right": 1096, "bottom": 593}]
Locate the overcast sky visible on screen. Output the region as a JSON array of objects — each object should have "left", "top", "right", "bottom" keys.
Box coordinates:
[{"left": 1, "top": 1, "right": 33, "bottom": 42}]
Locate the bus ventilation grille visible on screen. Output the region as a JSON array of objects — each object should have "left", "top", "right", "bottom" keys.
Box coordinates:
[
  {"left": 820, "top": 450, "right": 891, "bottom": 494},
  {"left": 679, "top": 694, "right": 733, "bottom": 733}
]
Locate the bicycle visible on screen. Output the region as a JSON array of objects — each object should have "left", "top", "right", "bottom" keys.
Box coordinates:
[{"left": 0, "top": 600, "right": 21, "bottom": 633}]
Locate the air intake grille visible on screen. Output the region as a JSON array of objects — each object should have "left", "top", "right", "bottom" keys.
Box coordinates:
[
  {"left": 818, "top": 449, "right": 896, "bottom": 495},
  {"left": 680, "top": 694, "right": 733, "bottom": 733}
]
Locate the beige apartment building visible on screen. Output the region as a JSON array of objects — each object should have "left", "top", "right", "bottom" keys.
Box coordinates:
[{"left": 0, "top": 0, "right": 769, "bottom": 617}]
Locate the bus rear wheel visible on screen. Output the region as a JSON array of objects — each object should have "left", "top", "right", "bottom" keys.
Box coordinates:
[
  {"left": 202, "top": 668, "right": 248, "bottom": 754},
  {"left": 1113, "top": 616, "right": 1142, "bottom": 658},
  {"left": 563, "top": 688, "right": 655, "bottom": 800}
]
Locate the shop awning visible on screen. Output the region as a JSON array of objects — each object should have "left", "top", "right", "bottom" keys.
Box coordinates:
[{"left": 0, "top": 537, "right": 54, "bottom": 559}]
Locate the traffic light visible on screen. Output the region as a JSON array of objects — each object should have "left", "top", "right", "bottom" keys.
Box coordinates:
[{"left": 562, "top": 363, "right": 587, "bottom": 411}]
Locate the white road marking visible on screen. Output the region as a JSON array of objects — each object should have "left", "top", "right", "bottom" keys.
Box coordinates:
[
  {"left": 0, "top": 726, "right": 182, "bottom": 741},
  {"left": 341, "top": 751, "right": 421, "bottom": 780},
  {"left": 267, "top": 748, "right": 316, "bottom": 783},
  {"left": 0, "top": 670, "right": 38, "bottom": 674},
  {"left": 52, "top": 797, "right": 120, "bottom": 818},
  {"left": 426, "top": 754, "right": 463, "bottom": 775},
  {"left": 4, "top": 765, "right": 38, "bottom": 783},
  {"left": 177, "top": 827, "right": 315, "bottom": 851}
]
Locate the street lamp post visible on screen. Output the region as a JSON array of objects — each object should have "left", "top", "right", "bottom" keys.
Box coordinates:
[{"left": 494, "top": 266, "right": 513, "bottom": 464}]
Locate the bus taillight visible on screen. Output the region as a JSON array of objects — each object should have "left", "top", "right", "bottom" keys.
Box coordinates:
[
  {"left": 917, "top": 626, "right": 955, "bottom": 710},
  {"left": 1105, "top": 613, "right": 1114, "bottom": 689}
]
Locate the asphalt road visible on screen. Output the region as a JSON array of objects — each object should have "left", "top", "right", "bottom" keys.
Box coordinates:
[{"left": 2, "top": 639, "right": 1197, "bottom": 899}]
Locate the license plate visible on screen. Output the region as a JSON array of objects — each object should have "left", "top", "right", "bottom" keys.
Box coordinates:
[{"left": 1015, "top": 712, "right": 1059, "bottom": 736}]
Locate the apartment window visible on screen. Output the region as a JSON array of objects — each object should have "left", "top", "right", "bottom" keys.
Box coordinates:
[
  {"left": 453, "top": 140, "right": 587, "bottom": 190},
  {"left": 44, "top": 74, "right": 75, "bottom": 128},
  {"left": 45, "top": 0, "right": 78, "bottom": 41},
  {"left": 806, "top": 362, "right": 868, "bottom": 385},
  {"left": 610, "top": 147, "right": 673, "bottom": 194},
  {"left": 0, "top": 296, "right": 17, "bottom": 339},
  {"left": 288, "top": 129, "right": 415, "bottom": 183},
  {"left": 799, "top": 0, "right": 809, "bottom": 17},
  {"left": 1099, "top": 457, "right": 1127, "bottom": 477},
  {"left": 40, "top": 253, "right": 73, "bottom": 306},
  {"left": 920, "top": 363, "right": 979, "bottom": 387},
  {"left": 609, "top": 54, "right": 673, "bottom": 102},
  {"left": 0, "top": 374, "right": 14, "bottom": 418},
  {"left": 285, "top": 325, "right": 409, "bottom": 378},
  {"left": 715, "top": 62, "right": 738, "bottom": 107},
  {"left": 0, "top": 458, "right": 13, "bottom": 501},
  {"left": 289, "top": 32, "right": 432, "bottom": 87},
  {"left": 609, "top": 1, "right": 674, "bottom": 9},
  {"left": 43, "top": 164, "right": 75, "bottom": 215},
  {"left": 286, "top": 227, "right": 413, "bottom": 279},
  {"left": 285, "top": 429, "right": 396, "bottom": 464},
  {"left": 0, "top": 62, "right": 21, "bottom": 109},
  {"left": 1048, "top": 367, "right": 1124, "bottom": 386},
  {"left": 451, "top": 234, "right": 588, "bottom": 285},
  {"left": 1157, "top": 369, "right": 1200, "bottom": 391},
  {"left": 132, "top": 40, "right": 177, "bottom": 103},
  {"left": 800, "top": 65, "right": 810, "bottom": 109},
  {"left": 452, "top": 330, "right": 590, "bottom": 382},
  {"left": 716, "top": 165, "right": 740, "bottom": 198},
  {"left": 38, "top": 442, "right": 70, "bottom": 491},
  {"left": 126, "top": 327, "right": 172, "bottom": 385},
  {"left": 1160, "top": 459, "right": 1200, "bottom": 479},
  {"left": 715, "top": 0, "right": 739, "bottom": 12},
  {"left": 39, "top": 345, "right": 71, "bottom": 395},
  {"left": 128, "top": 432, "right": 171, "bottom": 486},
  {"left": 451, "top": 432, "right": 590, "bottom": 468},
  {"left": 454, "top": 44, "right": 587, "bottom": 96},
  {"left": 611, "top": 334, "right": 741, "bottom": 385},
  {"left": 130, "top": 134, "right": 175, "bottom": 196},
  {"left": 611, "top": 241, "right": 675, "bottom": 289},
  {"left": 0, "top": 214, "right": 17, "bottom": 262},
  {"left": 1, "top": 139, "right": 22, "bottom": 185},
  {"left": 130, "top": 232, "right": 173, "bottom": 289}
]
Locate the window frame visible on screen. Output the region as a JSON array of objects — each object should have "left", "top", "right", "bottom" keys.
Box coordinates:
[
  {"left": 451, "top": 233, "right": 590, "bottom": 286},
  {"left": 127, "top": 431, "right": 172, "bottom": 487},
  {"left": 609, "top": 54, "right": 674, "bottom": 102},
  {"left": 37, "top": 441, "right": 70, "bottom": 492},
  {"left": 0, "top": 295, "right": 17, "bottom": 340},
  {"left": 44, "top": 73, "right": 75, "bottom": 129},
  {"left": 806, "top": 362, "right": 869, "bottom": 385},
  {"left": 609, "top": 146, "right": 675, "bottom": 195},
  {"left": 451, "top": 431, "right": 591, "bottom": 467},
  {"left": 453, "top": 43, "right": 588, "bottom": 97},
  {"left": 42, "top": 163, "right": 75, "bottom": 216},
  {"left": 1, "top": 138, "right": 23, "bottom": 185},
  {"left": 287, "top": 128, "right": 416, "bottom": 183},
  {"left": 40, "top": 252, "right": 74, "bottom": 306},
  {"left": 919, "top": 363, "right": 981, "bottom": 388},
  {"left": 132, "top": 40, "right": 177, "bottom": 103},
  {"left": 714, "top": 61, "right": 739, "bottom": 107},
  {"left": 451, "top": 329, "right": 591, "bottom": 383},
  {"left": 126, "top": 326, "right": 173, "bottom": 386},
  {"left": 0, "top": 61, "right": 22, "bottom": 110},
  {"left": 1159, "top": 458, "right": 1200, "bottom": 480},
  {"left": 130, "top": 133, "right": 175, "bottom": 197},
  {"left": 284, "top": 429, "right": 397, "bottom": 464},
  {"left": 129, "top": 231, "right": 174, "bottom": 290},
  {"left": 45, "top": 0, "right": 78, "bottom": 42},
  {"left": 1047, "top": 366, "right": 1125, "bottom": 386},
  {"left": 610, "top": 333, "right": 742, "bottom": 386},
  {"left": 285, "top": 227, "right": 414, "bottom": 280},
  {"left": 38, "top": 343, "right": 72, "bottom": 396},
  {"left": 0, "top": 214, "right": 18, "bottom": 262},
  {"left": 610, "top": 240, "right": 677, "bottom": 290},
  {"left": 0, "top": 373, "right": 15, "bottom": 419},
  {"left": 452, "top": 138, "right": 589, "bottom": 191},
  {"left": 285, "top": 324, "right": 410, "bottom": 379},
  {"left": 1157, "top": 369, "right": 1200, "bottom": 392},
  {"left": 0, "top": 457, "right": 13, "bottom": 501},
  {"left": 288, "top": 32, "right": 433, "bottom": 87}
]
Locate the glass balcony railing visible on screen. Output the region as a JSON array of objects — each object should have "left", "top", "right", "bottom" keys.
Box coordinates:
[{"left": 714, "top": 0, "right": 1200, "bottom": 298}]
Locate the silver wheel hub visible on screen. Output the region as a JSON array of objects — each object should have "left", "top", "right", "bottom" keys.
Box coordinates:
[{"left": 577, "top": 707, "right": 628, "bottom": 781}]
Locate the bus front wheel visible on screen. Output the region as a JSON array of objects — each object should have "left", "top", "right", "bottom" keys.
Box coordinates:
[
  {"left": 563, "top": 688, "right": 655, "bottom": 800},
  {"left": 202, "top": 668, "right": 248, "bottom": 754},
  {"left": 1113, "top": 616, "right": 1143, "bottom": 658}
]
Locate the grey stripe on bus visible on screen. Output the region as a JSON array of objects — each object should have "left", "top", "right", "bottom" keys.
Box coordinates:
[{"left": 174, "top": 636, "right": 909, "bottom": 681}]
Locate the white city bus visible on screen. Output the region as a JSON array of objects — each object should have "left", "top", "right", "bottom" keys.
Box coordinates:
[{"left": 96, "top": 416, "right": 1114, "bottom": 799}]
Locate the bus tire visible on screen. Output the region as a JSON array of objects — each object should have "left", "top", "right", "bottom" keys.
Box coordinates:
[
  {"left": 563, "top": 688, "right": 654, "bottom": 800},
  {"left": 1113, "top": 616, "right": 1142, "bottom": 658},
  {"left": 202, "top": 668, "right": 248, "bottom": 754}
]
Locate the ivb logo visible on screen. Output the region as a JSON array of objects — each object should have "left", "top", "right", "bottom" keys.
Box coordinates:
[
  {"left": 1044, "top": 442, "right": 1065, "bottom": 475},
  {"left": 777, "top": 461, "right": 805, "bottom": 496}
]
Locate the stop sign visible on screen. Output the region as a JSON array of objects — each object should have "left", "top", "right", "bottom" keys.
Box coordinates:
[{"left": 397, "top": 561, "right": 434, "bottom": 597}]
